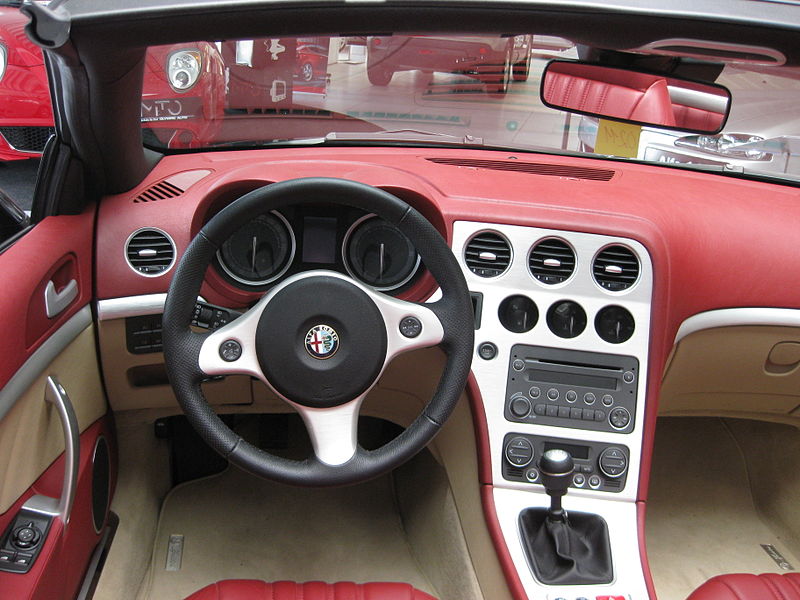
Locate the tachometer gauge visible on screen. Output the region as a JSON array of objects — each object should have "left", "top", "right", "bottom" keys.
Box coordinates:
[
  {"left": 217, "top": 211, "right": 295, "bottom": 286},
  {"left": 343, "top": 215, "right": 420, "bottom": 291}
]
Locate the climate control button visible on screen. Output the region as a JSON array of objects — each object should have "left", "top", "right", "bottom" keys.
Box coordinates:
[
  {"left": 598, "top": 447, "right": 628, "bottom": 478},
  {"left": 504, "top": 436, "right": 534, "bottom": 467}
]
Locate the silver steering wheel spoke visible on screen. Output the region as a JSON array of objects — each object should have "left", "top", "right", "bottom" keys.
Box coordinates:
[
  {"left": 197, "top": 295, "right": 271, "bottom": 381},
  {"left": 289, "top": 393, "right": 365, "bottom": 466},
  {"left": 367, "top": 291, "right": 445, "bottom": 363}
]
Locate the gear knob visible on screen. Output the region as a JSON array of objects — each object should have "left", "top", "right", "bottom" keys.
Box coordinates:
[{"left": 539, "top": 448, "right": 574, "bottom": 520}]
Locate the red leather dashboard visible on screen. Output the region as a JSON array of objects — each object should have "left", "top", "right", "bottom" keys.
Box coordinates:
[{"left": 95, "top": 147, "right": 800, "bottom": 600}]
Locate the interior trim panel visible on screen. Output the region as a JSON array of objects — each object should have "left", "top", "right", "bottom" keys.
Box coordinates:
[{"left": 675, "top": 307, "right": 800, "bottom": 343}]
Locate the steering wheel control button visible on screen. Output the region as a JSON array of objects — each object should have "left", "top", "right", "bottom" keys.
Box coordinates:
[
  {"left": 478, "top": 342, "right": 498, "bottom": 360},
  {"left": 305, "top": 324, "right": 340, "bottom": 359},
  {"left": 219, "top": 339, "right": 243, "bottom": 362},
  {"left": 512, "top": 359, "right": 525, "bottom": 371},
  {"left": 510, "top": 395, "right": 531, "bottom": 418},
  {"left": 505, "top": 437, "right": 534, "bottom": 467},
  {"left": 609, "top": 407, "right": 631, "bottom": 429},
  {"left": 598, "top": 447, "right": 628, "bottom": 478},
  {"left": 399, "top": 316, "right": 422, "bottom": 338}
]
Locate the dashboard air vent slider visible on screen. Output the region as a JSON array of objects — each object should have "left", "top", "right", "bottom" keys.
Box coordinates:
[
  {"left": 125, "top": 228, "right": 175, "bottom": 276},
  {"left": 465, "top": 232, "right": 511, "bottom": 277},
  {"left": 426, "top": 157, "right": 615, "bottom": 181},
  {"left": 593, "top": 245, "right": 639, "bottom": 291},
  {"left": 529, "top": 238, "right": 575, "bottom": 284}
]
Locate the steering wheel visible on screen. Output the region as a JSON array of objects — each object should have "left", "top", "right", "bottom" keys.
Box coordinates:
[{"left": 162, "top": 178, "right": 474, "bottom": 486}]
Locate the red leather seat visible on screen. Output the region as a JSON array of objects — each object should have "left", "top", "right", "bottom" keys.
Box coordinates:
[
  {"left": 687, "top": 573, "right": 800, "bottom": 599},
  {"left": 185, "top": 580, "right": 437, "bottom": 600}
]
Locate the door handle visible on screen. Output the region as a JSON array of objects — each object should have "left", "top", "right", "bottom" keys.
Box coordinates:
[{"left": 44, "top": 278, "right": 78, "bottom": 318}]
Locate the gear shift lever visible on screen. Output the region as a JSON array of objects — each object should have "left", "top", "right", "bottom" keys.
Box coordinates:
[
  {"left": 518, "top": 448, "right": 613, "bottom": 585},
  {"left": 539, "top": 449, "right": 574, "bottom": 522}
]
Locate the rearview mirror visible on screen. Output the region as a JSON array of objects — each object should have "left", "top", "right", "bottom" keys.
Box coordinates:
[{"left": 541, "top": 60, "right": 731, "bottom": 134}]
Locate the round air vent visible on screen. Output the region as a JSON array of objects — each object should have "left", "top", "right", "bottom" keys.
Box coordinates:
[
  {"left": 593, "top": 245, "right": 640, "bottom": 291},
  {"left": 464, "top": 231, "right": 511, "bottom": 278},
  {"left": 125, "top": 228, "right": 176, "bottom": 276},
  {"left": 529, "top": 238, "right": 575, "bottom": 285}
]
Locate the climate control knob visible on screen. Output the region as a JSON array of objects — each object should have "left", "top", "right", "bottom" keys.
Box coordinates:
[
  {"left": 504, "top": 436, "right": 534, "bottom": 467},
  {"left": 598, "top": 446, "right": 628, "bottom": 478}
]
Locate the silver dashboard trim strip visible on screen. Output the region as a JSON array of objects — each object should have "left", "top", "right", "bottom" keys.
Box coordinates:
[
  {"left": 96, "top": 293, "right": 168, "bottom": 320},
  {"left": 675, "top": 308, "right": 800, "bottom": 344},
  {"left": 0, "top": 305, "right": 92, "bottom": 422}
]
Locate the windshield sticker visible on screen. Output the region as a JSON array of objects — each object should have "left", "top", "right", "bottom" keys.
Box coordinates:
[{"left": 595, "top": 119, "right": 641, "bottom": 158}]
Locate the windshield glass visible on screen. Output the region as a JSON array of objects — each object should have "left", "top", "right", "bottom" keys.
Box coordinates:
[{"left": 140, "top": 35, "right": 800, "bottom": 179}]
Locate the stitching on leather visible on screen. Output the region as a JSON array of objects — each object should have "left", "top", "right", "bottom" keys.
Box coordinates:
[
  {"left": 786, "top": 575, "right": 800, "bottom": 595},
  {"left": 763, "top": 575, "right": 790, "bottom": 600},
  {"left": 719, "top": 579, "right": 748, "bottom": 600}
]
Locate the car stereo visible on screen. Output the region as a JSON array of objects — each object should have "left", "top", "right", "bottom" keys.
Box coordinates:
[{"left": 504, "top": 345, "right": 638, "bottom": 434}]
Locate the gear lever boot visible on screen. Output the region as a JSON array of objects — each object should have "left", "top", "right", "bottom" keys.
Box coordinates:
[{"left": 518, "top": 449, "right": 613, "bottom": 585}]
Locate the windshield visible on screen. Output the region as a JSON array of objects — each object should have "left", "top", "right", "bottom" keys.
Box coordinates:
[{"left": 140, "top": 35, "right": 800, "bottom": 179}]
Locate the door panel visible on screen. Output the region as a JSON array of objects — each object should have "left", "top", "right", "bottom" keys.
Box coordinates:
[{"left": 0, "top": 205, "right": 114, "bottom": 599}]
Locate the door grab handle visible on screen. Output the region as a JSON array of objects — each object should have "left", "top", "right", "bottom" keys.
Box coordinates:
[
  {"left": 22, "top": 376, "right": 79, "bottom": 527},
  {"left": 44, "top": 278, "right": 78, "bottom": 318}
]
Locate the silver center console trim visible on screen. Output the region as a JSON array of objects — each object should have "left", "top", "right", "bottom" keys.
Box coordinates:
[
  {"left": 675, "top": 307, "right": 800, "bottom": 343},
  {"left": 453, "top": 221, "right": 653, "bottom": 599}
]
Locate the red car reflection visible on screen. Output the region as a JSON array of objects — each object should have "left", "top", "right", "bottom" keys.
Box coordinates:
[{"left": 0, "top": 7, "right": 225, "bottom": 159}]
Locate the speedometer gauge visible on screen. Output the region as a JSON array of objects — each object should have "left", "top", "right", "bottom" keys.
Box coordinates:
[
  {"left": 343, "top": 215, "right": 420, "bottom": 291},
  {"left": 217, "top": 211, "right": 295, "bottom": 286}
]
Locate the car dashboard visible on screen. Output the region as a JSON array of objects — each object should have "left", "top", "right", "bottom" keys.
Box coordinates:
[{"left": 91, "top": 144, "right": 800, "bottom": 599}]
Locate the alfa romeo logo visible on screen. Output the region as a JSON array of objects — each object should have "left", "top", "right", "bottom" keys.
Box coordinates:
[{"left": 305, "top": 324, "right": 340, "bottom": 359}]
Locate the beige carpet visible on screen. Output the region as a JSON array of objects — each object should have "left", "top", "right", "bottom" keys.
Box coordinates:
[
  {"left": 646, "top": 418, "right": 800, "bottom": 599},
  {"left": 138, "top": 465, "right": 436, "bottom": 600}
]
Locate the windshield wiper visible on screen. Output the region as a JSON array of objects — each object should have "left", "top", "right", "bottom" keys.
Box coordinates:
[{"left": 325, "top": 129, "right": 484, "bottom": 146}]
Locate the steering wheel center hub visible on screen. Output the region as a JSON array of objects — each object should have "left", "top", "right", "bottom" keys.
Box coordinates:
[{"left": 255, "top": 274, "right": 388, "bottom": 408}]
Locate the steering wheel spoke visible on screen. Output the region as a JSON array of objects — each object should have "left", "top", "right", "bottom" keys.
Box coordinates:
[
  {"left": 368, "top": 292, "right": 445, "bottom": 363},
  {"left": 291, "top": 395, "right": 365, "bottom": 466},
  {"left": 197, "top": 299, "right": 269, "bottom": 381}
]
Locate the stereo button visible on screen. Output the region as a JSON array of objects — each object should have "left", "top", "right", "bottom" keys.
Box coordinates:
[
  {"left": 547, "top": 388, "right": 559, "bottom": 400},
  {"left": 534, "top": 404, "right": 546, "bottom": 416},
  {"left": 558, "top": 406, "right": 570, "bottom": 418},
  {"left": 528, "top": 386, "right": 541, "bottom": 399},
  {"left": 512, "top": 359, "right": 525, "bottom": 371},
  {"left": 566, "top": 390, "right": 577, "bottom": 403},
  {"left": 546, "top": 405, "right": 558, "bottom": 417},
  {"left": 584, "top": 392, "right": 596, "bottom": 405},
  {"left": 510, "top": 396, "right": 531, "bottom": 418},
  {"left": 570, "top": 407, "right": 582, "bottom": 420},
  {"left": 623, "top": 371, "right": 635, "bottom": 383},
  {"left": 609, "top": 407, "right": 631, "bottom": 429},
  {"left": 602, "top": 394, "right": 614, "bottom": 406}
]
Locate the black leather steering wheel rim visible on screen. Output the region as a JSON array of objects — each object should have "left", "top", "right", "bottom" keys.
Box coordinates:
[{"left": 162, "top": 177, "right": 474, "bottom": 486}]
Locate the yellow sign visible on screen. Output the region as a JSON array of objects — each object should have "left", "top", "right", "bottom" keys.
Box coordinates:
[{"left": 595, "top": 119, "right": 642, "bottom": 158}]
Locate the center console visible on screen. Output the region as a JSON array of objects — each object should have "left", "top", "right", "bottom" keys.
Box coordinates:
[{"left": 452, "top": 221, "right": 653, "bottom": 600}]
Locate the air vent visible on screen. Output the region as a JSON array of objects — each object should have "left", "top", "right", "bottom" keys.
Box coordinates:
[
  {"left": 593, "top": 245, "right": 640, "bottom": 292},
  {"left": 464, "top": 232, "right": 511, "bottom": 278},
  {"left": 125, "top": 228, "right": 175, "bottom": 276},
  {"left": 529, "top": 238, "right": 575, "bottom": 285},
  {"left": 133, "top": 180, "right": 185, "bottom": 203},
  {"left": 426, "top": 157, "right": 615, "bottom": 181}
]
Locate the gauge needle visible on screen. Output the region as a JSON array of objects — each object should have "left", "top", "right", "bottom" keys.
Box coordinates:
[
  {"left": 251, "top": 236, "right": 257, "bottom": 272},
  {"left": 379, "top": 243, "right": 385, "bottom": 281}
]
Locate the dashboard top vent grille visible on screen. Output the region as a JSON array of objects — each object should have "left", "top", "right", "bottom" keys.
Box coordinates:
[
  {"left": 426, "top": 157, "right": 615, "bottom": 181},
  {"left": 126, "top": 228, "right": 175, "bottom": 277},
  {"left": 464, "top": 231, "right": 511, "bottom": 278},
  {"left": 593, "top": 245, "right": 640, "bottom": 291},
  {"left": 529, "top": 238, "right": 575, "bottom": 285},
  {"left": 133, "top": 180, "right": 185, "bottom": 203}
]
